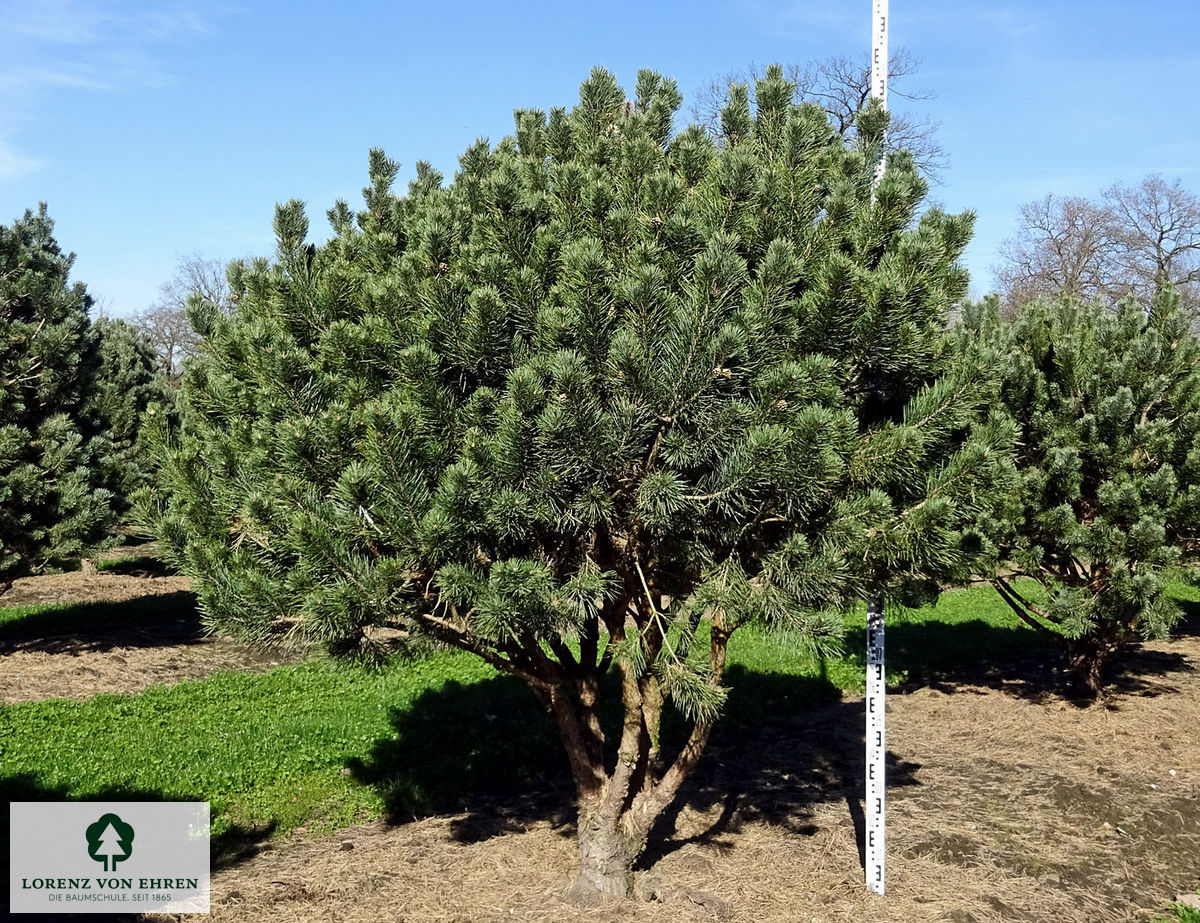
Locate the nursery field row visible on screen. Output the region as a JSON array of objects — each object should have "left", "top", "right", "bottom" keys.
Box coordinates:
[{"left": 1, "top": 579, "right": 1177, "bottom": 851}]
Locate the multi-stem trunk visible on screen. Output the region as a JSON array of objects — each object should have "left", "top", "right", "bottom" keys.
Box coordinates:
[
  {"left": 992, "top": 570, "right": 1126, "bottom": 698},
  {"left": 1067, "top": 565, "right": 1123, "bottom": 697},
  {"left": 538, "top": 609, "right": 731, "bottom": 903},
  {"left": 420, "top": 556, "right": 732, "bottom": 903}
]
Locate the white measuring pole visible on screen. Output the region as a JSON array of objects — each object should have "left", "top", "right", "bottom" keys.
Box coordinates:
[
  {"left": 871, "top": 0, "right": 889, "bottom": 190},
  {"left": 866, "top": 0, "right": 889, "bottom": 898},
  {"left": 865, "top": 594, "right": 886, "bottom": 894},
  {"left": 872, "top": 0, "right": 889, "bottom": 105}
]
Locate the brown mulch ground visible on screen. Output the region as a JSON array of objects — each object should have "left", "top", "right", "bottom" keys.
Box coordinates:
[
  {"left": 0, "top": 561, "right": 302, "bottom": 704},
  {"left": 183, "top": 635, "right": 1198, "bottom": 923},
  {"left": 0, "top": 571, "right": 192, "bottom": 609},
  {"left": 5, "top": 566, "right": 1197, "bottom": 921}
]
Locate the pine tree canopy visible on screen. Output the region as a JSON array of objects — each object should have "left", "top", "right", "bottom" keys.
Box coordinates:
[
  {"left": 156, "top": 66, "right": 1014, "bottom": 897},
  {"left": 957, "top": 288, "right": 1200, "bottom": 693},
  {"left": 89, "top": 316, "right": 176, "bottom": 526},
  {"left": 0, "top": 204, "right": 116, "bottom": 586}
]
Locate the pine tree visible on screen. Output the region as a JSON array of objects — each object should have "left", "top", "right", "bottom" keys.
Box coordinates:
[
  {"left": 0, "top": 204, "right": 115, "bottom": 589},
  {"left": 955, "top": 289, "right": 1200, "bottom": 695},
  {"left": 156, "top": 67, "right": 1013, "bottom": 899},
  {"left": 88, "top": 316, "right": 176, "bottom": 527}
]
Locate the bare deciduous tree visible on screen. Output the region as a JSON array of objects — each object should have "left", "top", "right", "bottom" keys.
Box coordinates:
[
  {"left": 691, "top": 48, "right": 946, "bottom": 180},
  {"left": 157, "top": 252, "right": 235, "bottom": 314},
  {"left": 132, "top": 254, "right": 234, "bottom": 381},
  {"left": 995, "top": 194, "right": 1120, "bottom": 308},
  {"left": 995, "top": 175, "right": 1200, "bottom": 314},
  {"left": 131, "top": 303, "right": 201, "bottom": 383},
  {"left": 1104, "top": 175, "right": 1200, "bottom": 305}
]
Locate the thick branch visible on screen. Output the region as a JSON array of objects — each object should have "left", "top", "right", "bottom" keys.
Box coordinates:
[
  {"left": 576, "top": 671, "right": 606, "bottom": 762},
  {"left": 996, "top": 575, "right": 1060, "bottom": 623},
  {"left": 548, "top": 636, "right": 581, "bottom": 674},
  {"left": 545, "top": 681, "right": 608, "bottom": 798},
  {"left": 630, "top": 603, "right": 668, "bottom": 799},
  {"left": 413, "top": 610, "right": 532, "bottom": 679},
  {"left": 600, "top": 656, "right": 648, "bottom": 826},
  {"left": 627, "top": 610, "right": 732, "bottom": 834},
  {"left": 992, "top": 577, "right": 1059, "bottom": 638},
  {"left": 580, "top": 615, "right": 599, "bottom": 673}
]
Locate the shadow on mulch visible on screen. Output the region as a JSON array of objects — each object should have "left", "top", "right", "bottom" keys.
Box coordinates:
[
  {"left": 642, "top": 669, "right": 922, "bottom": 871},
  {"left": 869, "top": 608, "right": 1199, "bottom": 707},
  {"left": 0, "top": 773, "right": 274, "bottom": 922},
  {"left": 347, "top": 604, "right": 1199, "bottom": 875},
  {"left": 347, "top": 663, "right": 921, "bottom": 874},
  {"left": 0, "top": 593, "right": 204, "bottom": 655}
]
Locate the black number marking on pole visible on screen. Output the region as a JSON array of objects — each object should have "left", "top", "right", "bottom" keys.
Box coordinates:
[
  {"left": 865, "top": 592, "right": 886, "bottom": 895},
  {"left": 866, "top": 2, "right": 889, "bottom": 896},
  {"left": 871, "top": 1, "right": 889, "bottom": 110}
]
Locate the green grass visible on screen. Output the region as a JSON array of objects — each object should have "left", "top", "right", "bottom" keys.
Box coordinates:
[
  {"left": 0, "top": 652, "right": 498, "bottom": 853},
  {"left": 95, "top": 555, "right": 145, "bottom": 572},
  {"left": 94, "top": 553, "right": 175, "bottom": 576},
  {"left": 1169, "top": 580, "right": 1200, "bottom": 618},
  {"left": 0, "top": 602, "right": 59, "bottom": 630},
  {"left": 0, "top": 578, "right": 1194, "bottom": 859},
  {"left": 1155, "top": 891, "right": 1200, "bottom": 923},
  {"left": 730, "top": 578, "right": 1051, "bottom": 693}
]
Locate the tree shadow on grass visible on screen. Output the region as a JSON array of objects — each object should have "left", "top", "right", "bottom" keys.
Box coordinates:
[
  {"left": 1170, "top": 590, "right": 1200, "bottom": 639},
  {"left": 0, "top": 593, "right": 203, "bottom": 655},
  {"left": 0, "top": 772, "right": 273, "bottom": 921},
  {"left": 849, "top": 614, "right": 1198, "bottom": 706},
  {"left": 347, "top": 664, "right": 919, "bottom": 873},
  {"left": 96, "top": 556, "right": 177, "bottom": 579},
  {"left": 849, "top": 616, "right": 1069, "bottom": 701},
  {"left": 349, "top": 609, "right": 1199, "bottom": 872},
  {"left": 346, "top": 675, "right": 578, "bottom": 844}
]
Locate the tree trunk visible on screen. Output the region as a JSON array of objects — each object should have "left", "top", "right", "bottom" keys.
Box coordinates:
[
  {"left": 567, "top": 809, "right": 643, "bottom": 903},
  {"left": 1067, "top": 635, "right": 1110, "bottom": 697},
  {"left": 536, "top": 673, "right": 647, "bottom": 904},
  {"left": 538, "top": 600, "right": 729, "bottom": 904}
]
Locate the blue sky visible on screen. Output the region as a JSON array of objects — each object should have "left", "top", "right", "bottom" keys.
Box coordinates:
[{"left": 2, "top": 0, "right": 1197, "bottom": 316}]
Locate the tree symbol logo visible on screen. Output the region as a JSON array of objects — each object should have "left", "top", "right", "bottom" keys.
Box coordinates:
[{"left": 85, "top": 813, "right": 135, "bottom": 872}]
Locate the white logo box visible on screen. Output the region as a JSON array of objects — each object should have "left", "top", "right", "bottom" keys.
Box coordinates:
[{"left": 10, "top": 801, "right": 210, "bottom": 914}]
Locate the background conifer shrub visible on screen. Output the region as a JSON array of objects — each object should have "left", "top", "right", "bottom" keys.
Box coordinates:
[
  {"left": 0, "top": 205, "right": 116, "bottom": 587},
  {"left": 956, "top": 288, "right": 1200, "bottom": 694},
  {"left": 89, "top": 316, "right": 177, "bottom": 528}
]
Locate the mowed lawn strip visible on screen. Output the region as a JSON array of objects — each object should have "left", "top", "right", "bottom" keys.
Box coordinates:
[
  {"left": 0, "top": 652, "right": 495, "bottom": 841},
  {"left": 1, "top": 580, "right": 1192, "bottom": 850}
]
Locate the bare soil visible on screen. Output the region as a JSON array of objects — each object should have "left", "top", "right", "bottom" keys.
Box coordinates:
[{"left": 0, "top": 562, "right": 302, "bottom": 704}]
